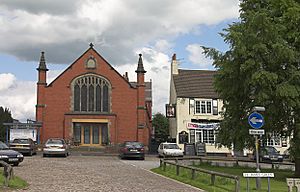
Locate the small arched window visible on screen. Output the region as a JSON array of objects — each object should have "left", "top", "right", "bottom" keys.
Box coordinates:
[{"left": 72, "top": 75, "right": 111, "bottom": 112}]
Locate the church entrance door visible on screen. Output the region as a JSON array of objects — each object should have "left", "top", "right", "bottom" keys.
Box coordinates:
[{"left": 73, "top": 123, "right": 108, "bottom": 146}]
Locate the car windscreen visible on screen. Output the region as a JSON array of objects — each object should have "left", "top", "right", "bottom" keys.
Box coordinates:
[
  {"left": 0, "top": 142, "right": 9, "bottom": 149},
  {"left": 46, "top": 139, "right": 64, "bottom": 145},
  {"left": 125, "top": 142, "right": 144, "bottom": 148},
  {"left": 265, "top": 147, "right": 278, "bottom": 154},
  {"left": 13, "top": 139, "right": 30, "bottom": 144},
  {"left": 164, "top": 144, "right": 179, "bottom": 149}
]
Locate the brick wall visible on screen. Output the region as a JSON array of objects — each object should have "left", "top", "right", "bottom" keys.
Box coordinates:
[{"left": 36, "top": 47, "right": 151, "bottom": 146}]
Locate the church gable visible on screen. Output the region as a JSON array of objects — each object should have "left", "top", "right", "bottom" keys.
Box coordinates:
[{"left": 47, "top": 44, "right": 133, "bottom": 89}]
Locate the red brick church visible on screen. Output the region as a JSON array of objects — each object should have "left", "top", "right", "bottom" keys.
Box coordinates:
[{"left": 36, "top": 44, "right": 152, "bottom": 147}]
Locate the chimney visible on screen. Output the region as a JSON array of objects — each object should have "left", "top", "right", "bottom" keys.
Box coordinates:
[{"left": 171, "top": 53, "right": 178, "bottom": 75}]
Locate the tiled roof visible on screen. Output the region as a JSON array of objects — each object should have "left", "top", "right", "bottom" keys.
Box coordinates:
[
  {"left": 130, "top": 82, "right": 152, "bottom": 102},
  {"left": 173, "top": 69, "right": 218, "bottom": 98}
]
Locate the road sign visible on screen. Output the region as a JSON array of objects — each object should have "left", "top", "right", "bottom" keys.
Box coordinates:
[
  {"left": 248, "top": 112, "right": 264, "bottom": 129},
  {"left": 243, "top": 173, "right": 274, "bottom": 178},
  {"left": 249, "top": 129, "right": 265, "bottom": 135}
]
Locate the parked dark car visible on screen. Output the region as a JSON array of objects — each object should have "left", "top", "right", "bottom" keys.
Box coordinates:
[
  {"left": 254, "top": 146, "right": 283, "bottom": 162},
  {"left": 0, "top": 141, "right": 24, "bottom": 166},
  {"left": 9, "top": 138, "right": 37, "bottom": 156},
  {"left": 119, "top": 141, "right": 145, "bottom": 160}
]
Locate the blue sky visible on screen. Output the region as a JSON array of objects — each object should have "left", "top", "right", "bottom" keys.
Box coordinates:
[{"left": 0, "top": 0, "right": 240, "bottom": 121}]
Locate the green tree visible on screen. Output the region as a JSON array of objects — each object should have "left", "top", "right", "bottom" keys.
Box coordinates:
[
  {"left": 152, "top": 113, "right": 169, "bottom": 142},
  {"left": 203, "top": 0, "right": 300, "bottom": 174},
  {"left": 0, "top": 106, "right": 13, "bottom": 141}
]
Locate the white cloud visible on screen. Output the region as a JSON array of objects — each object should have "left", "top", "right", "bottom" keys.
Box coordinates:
[
  {"left": 0, "top": 73, "right": 16, "bottom": 91},
  {"left": 0, "top": 74, "right": 36, "bottom": 121},
  {"left": 117, "top": 46, "right": 170, "bottom": 114},
  {"left": 0, "top": 0, "right": 239, "bottom": 64},
  {"left": 186, "top": 44, "right": 213, "bottom": 69}
]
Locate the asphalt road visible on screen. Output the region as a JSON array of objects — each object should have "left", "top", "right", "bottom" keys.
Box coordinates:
[{"left": 10, "top": 154, "right": 203, "bottom": 192}]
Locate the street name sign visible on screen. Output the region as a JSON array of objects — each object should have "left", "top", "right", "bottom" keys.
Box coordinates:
[
  {"left": 243, "top": 173, "right": 274, "bottom": 178},
  {"left": 249, "top": 129, "right": 265, "bottom": 135},
  {"left": 248, "top": 112, "right": 264, "bottom": 129}
]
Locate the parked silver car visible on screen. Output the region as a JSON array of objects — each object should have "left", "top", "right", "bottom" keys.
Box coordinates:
[{"left": 43, "top": 138, "right": 69, "bottom": 157}]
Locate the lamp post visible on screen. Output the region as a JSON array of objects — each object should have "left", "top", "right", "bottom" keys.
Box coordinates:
[{"left": 252, "top": 106, "right": 265, "bottom": 190}]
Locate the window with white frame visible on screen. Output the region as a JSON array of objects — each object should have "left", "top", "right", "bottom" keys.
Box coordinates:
[
  {"left": 265, "top": 133, "right": 281, "bottom": 147},
  {"left": 189, "top": 129, "right": 216, "bottom": 144},
  {"left": 195, "top": 100, "right": 212, "bottom": 114}
]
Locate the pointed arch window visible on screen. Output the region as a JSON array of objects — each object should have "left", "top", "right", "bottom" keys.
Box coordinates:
[{"left": 72, "top": 75, "right": 110, "bottom": 112}]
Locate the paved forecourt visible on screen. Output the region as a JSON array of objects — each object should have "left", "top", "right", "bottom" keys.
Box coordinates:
[{"left": 12, "top": 155, "right": 203, "bottom": 192}]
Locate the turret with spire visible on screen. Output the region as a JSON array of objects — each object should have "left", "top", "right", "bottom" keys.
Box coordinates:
[
  {"left": 36, "top": 51, "right": 48, "bottom": 141},
  {"left": 37, "top": 51, "right": 48, "bottom": 85},
  {"left": 135, "top": 54, "right": 146, "bottom": 74},
  {"left": 135, "top": 54, "right": 147, "bottom": 144}
]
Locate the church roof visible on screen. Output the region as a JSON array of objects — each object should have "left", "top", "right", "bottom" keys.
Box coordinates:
[
  {"left": 130, "top": 81, "right": 152, "bottom": 102},
  {"left": 173, "top": 69, "right": 218, "bottom": 98}
]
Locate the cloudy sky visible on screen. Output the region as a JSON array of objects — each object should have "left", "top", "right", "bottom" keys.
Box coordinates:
[{"left": 0, "top": 0, "right": 239, "bottom": 121}]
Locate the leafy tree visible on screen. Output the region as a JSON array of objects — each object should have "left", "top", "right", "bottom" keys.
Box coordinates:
[
  {"left": 0, "top": 107, "right": 13, "bottom": 141},
  {"left": 152, "top": 113, "right": 169, "bottom": 143},
  {"left": 203, "top": 0, "right": 300, "bottom": 174}
]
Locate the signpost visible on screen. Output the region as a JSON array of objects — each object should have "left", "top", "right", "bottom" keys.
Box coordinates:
[
  {"left": 248, "top": 112, "right": 264, "bottom": 129},
  {"left": 248, "top": 109, "right": 265, "bottom": 191},
  {"left": 243, "top": 173, "right": 274, "bottom": 178},
  {"left": 249, "top": 129, "right": 265, "bottom": 135},
  {"left": 243, "top": 173, "right": 274, "bottom": 192}
]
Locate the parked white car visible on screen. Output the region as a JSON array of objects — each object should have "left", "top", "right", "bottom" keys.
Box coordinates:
[{"left": 158, "top": 142, "right": 184, "bottom": 157}]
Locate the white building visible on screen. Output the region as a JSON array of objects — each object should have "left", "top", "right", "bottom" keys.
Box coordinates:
[{"left": 168, "top": 54, "right": 289, "bottom": 156}]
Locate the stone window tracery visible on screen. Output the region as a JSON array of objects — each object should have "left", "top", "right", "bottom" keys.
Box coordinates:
[{"left": 72, "top": 75, "right": 110, "bottom": 112}]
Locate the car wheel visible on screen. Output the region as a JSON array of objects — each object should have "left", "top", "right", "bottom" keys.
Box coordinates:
[
  {"left": 13, "top": 162, "right": 19, "bottom": 166},
  {"left": 43, "top": 153, "right": 47, "bottom": 157}
]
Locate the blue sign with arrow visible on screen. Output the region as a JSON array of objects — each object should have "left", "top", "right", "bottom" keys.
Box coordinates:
[{"left": 248, "top": 112, "right": 264, "bottom": 129}]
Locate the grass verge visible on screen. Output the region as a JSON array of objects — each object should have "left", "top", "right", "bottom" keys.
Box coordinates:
[
  {"left": 151, "top": 162, "right": 296, "bottom": 192},
  {"left": 0, "top": 170, "right": 28, "bottom": 190}
]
